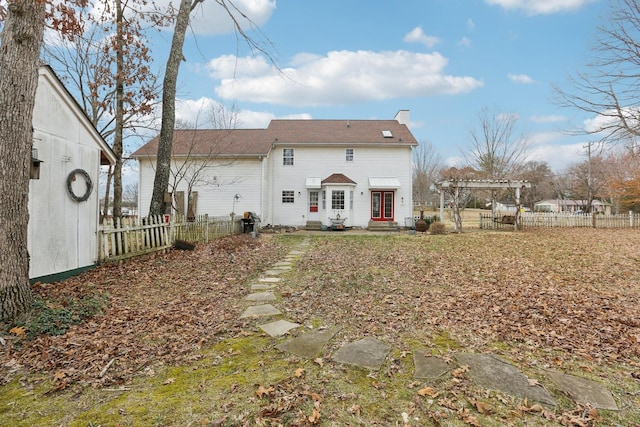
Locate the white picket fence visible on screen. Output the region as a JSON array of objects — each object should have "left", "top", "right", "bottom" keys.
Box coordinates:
[
  {"left": 98, "top": 214, "right": 242, "bottom": 262},
  {"left": 480, "top": 211, "right": 640, "bottom": 230}
]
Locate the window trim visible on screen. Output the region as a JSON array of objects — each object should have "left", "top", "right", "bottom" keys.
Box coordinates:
[
  {"left": 331, "top": 190, "right": 345, "bottom": 210},
  {"left": 345, "top": 148, "right": 354, "bottom": 162},
  {"left": 283, "top": 148, "right": 294, "bottom": 166},
  {"left": 282, "top": 190, "right": 295, "bottom": 203}
]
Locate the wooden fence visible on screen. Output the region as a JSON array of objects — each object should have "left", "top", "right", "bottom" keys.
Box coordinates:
[
  {"left": 98, "top": 214, "right": 242, "bottom": 262},
  {"left": 479, "top": 211, "right": 640, "bottom": 230}
]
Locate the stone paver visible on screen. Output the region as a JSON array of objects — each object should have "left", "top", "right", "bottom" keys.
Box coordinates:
[
  {"left": 263, "top": 269, "right": 285, "bottom": 276},
  {"left": 333, "top": 337, "right": 391, "bottom": 371},
  {"left": 259, "top": 320, "right": 301, "bottom": 337},
  {"left": 258, "top": 277, "right": 281, "bottom": 283},
  {"left": 288, "top": 250, "right": 305, "bottom": 256},
  {"left": 274, "top": 261, "right": 292, "bottom": 267},
  {"left": 546, "top": 371, "right": 618, "bottom": 410},
  {"left": 277, "top": 327, "right": 341, "bottom": 359},
  {"left": 245, "top": 292, "right": 277, "bottom": 302},
  {"left": 239, "top": 304, "right": 282, "bottom": 318},
  {"left": 250, "top": 284, "right": 275, "bottom": 291},
  {"left": 413, "top": 351, "right": 449, "bottom": 379},
  {"left": 454, "top": 353, "right": 556, "bottom": 407}
]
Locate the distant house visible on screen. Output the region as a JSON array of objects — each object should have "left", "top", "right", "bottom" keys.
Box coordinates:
[
  {"left": 132, "top": 111, "right": 418, "bottom": 229},
  {"left": 29, "top": 66, "right": 116, "bottom": 282},
  {"left": 534, "top": 199, "right": 611, "bottom": 214}
]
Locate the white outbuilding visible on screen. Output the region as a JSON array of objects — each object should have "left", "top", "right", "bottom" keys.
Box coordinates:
[{"left": 28, "top": 66, "right": 116, "bottom": 282}]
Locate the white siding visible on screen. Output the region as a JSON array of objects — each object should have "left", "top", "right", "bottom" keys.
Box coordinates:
[
  {"left": 28, "top": 70, "right": 106, "bottom": 279},
  {"left": 138, "top": 157, "right": 265, "bottom": 219},
  {"left": 266, "top": 145, "right": 413, "bottom": 227}
]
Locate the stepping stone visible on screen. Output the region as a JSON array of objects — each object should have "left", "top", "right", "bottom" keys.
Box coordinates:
[
  {"left": 454, "top": 353, "right": 556, "bottom": 407},
  {"left": 259, "top": 277, "right": 281, "bottom": 283},
  {"left": 250, "top": 284, "right": 275, "bottom": 291},
  {"left": 245, "top": 292, "right": 276, "bottom": 302},
  {"left": 259, "top": 320, "right": 301, "bottom": 337},
  {"left": 239, "top": 304, "right": 282, "bottom": 318},
  {"left": 333, "top": 337, "right": 391, "bottom": 371},
  {"left": 277, "top": 327, "right": 341, "bottom": 359},
  {"left": 274, "top": 261, "right": 292, "bottom": 267},
  {"left": 288, "top": 250, "right": 304, "bottom": 256},
  {"left": 264, "top": 269, "right": 284, "bottom": 276},
  {"left": 273, "top": 265, "right": 292, "bottom": 271},
  {"left": 545, "top": 371, "right": 618, "bottom": 410},
  {"left": 413, "top": 350, "right": 449, "bottom": 379}
]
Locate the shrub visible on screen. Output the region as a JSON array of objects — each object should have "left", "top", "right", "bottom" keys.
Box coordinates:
[
  {"left": 11, "top": 293, "right": 109, "bottom": 340},
  {"left": 429, "top": 222, "right": 447, "bottom": 235}
]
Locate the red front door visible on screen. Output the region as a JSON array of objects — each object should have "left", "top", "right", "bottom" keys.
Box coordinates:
[{"left": 371, "top": 191, "right": 394, "bottom": 221}]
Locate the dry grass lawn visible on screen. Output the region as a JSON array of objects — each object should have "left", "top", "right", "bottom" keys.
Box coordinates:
[{"left": 0, "top": 228, "right": 639, "bottom": 426}]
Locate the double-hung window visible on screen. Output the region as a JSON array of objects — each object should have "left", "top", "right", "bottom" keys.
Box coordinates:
[
  {"left": 345, "top": 148, "right": 354, "bottom": 162},
  {"left": 283, "top": 148, "right": 294, "bottom": 166}
]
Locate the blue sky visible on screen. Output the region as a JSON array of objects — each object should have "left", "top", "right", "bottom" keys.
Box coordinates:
[{"left": 147, "top": 0, "right": 608, "bottom": 173}]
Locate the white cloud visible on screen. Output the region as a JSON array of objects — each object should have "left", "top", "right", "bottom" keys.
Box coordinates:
[
  {"left": 467, "top": 18, "right": 476, "bottom": 31},
  {"left": 90, "top": 0, "right": 275, "bottom": 36},
  {"left": 508, "top": 73, "right": 535, "bottom": 84},
  {"left": 173, "top": 97, "right": 312, "bottom": 129},
  {"left": 530, "top": 114, "right": 566, "bottom": 123},
  {"left": 207, "top": 50, "right": 484, "bottom": 107},
  {"left": 403, "top": 27, "right": 441, "bottom": 48},
  {"left": 459, "top": 37, "right": 473, "bottom": 48},
  {"left": 485, "top": 0, "right": 596, "bottom": 15},
  {"left": 189, "top": 0, "right": 276, "bottom": 35}
]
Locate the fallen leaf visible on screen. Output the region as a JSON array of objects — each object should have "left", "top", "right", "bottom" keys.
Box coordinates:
[
  {"left": 417, "top": 386, "right": 438, "bottom": 397},
  {"left": 9, "top": 327, "right": 26, "bottom": 338},
  {"left": 348, "top": 404, "right": 361, "bottom": 415},
  {"left": 53, "top": 370, "right": 66, "bottom": 381},
  {"left": 308, "top": 408, "right": 321, "bottom": 424},
  {"left": 313, "top": 357, "right": 324, "bottom": 367},
  {"left": 452, "top": 365, "right": 469, "bottom": 378},
  {"left": 294, "top": 367, "right": 305, "bottom": 378},
  {"left": 163, "top": 377, "right": 175, "bottom": 385},
  {"left": 255, "top": 384, "right": 274, "bottom": 398}
]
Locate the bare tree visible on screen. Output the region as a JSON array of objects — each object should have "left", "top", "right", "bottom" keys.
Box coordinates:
[
  {"left": 464, "top": 107, "right": 530, "bottom": 217},
  {"left": 516, "top": 161, "right": 556, "bottom": 208},
  {"left": 43, "top": 1, "right": 167, "bottom": 222},
  {"left": 149, "top": 0, "right": 276, "bottom": 216},
  {"left": 555, "top": 0, "right": 640, "bottom": 149},
  {"left": 412, "top": 141, "right": 442, "bottom": 210}
]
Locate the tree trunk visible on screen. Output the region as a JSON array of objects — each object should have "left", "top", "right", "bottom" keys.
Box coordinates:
[
  {"left": 149, "top": 0, "right": 196, "bottom": 216},
  {"left": 0, "top": 0, "right": 47, "bottom": 320},
  {"left": 112, "top": 0, "right": 125, "bottom": 223}
]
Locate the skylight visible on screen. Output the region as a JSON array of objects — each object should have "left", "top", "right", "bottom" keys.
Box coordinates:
[{"left": 381, "top": 130, "right": 393, "bottom": 138}]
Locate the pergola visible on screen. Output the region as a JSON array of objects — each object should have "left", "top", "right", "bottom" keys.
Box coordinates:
[{"left": 433, "top": 179, "right": 532, "bottom": 231}]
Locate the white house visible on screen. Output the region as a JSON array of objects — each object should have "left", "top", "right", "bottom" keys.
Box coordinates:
[
  {"left": 28, "top": 66, "right": 116, "bottom": 281},
  {"left": 534, "top": 199, "right": 612, "bottom": 214},
  {"left": 132, "top": 110, "right": 418, "bottom": 229}
]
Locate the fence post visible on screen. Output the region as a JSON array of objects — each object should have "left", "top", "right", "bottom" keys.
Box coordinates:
[
  {"left": 203, "top": 214, "right": 208, "bottom": 243},
  {"left": 630, "top": 210, "right": 634, "bottom": 228},
  {"left": 592, "top": 212, "right": 597, "bottom": 228},
  {"left": 479, "top": 213, "right": 483, "bottom": 229}
]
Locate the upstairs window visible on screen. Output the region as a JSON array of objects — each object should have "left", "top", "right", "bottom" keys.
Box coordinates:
[
  {"left": 283, "top": 148, "right": 294, "bottom": 166},
  {"left": 345, "top": 148, "right": 354, "bottom": 162}
]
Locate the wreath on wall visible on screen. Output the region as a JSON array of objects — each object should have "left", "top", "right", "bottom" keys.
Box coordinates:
[{"left": 66, "top": 169, "right": 93, "bottom": 202}]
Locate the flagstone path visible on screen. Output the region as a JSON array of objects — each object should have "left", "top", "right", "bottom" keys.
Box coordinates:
[{"left": 238, "top": 237, "right": 618, "bottom": 410}]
